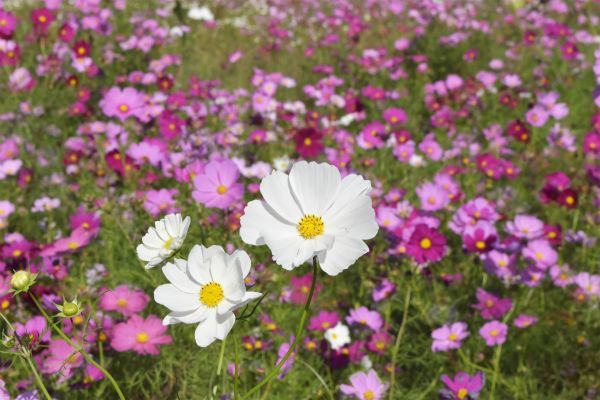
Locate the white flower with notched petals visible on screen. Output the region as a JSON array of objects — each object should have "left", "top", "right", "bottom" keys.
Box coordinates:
[
  {"left": 136, "top": 213, "right": 190, "bottom": 269},
  {"left": 240, "top": 161, "right": 378, "bottom": 276},
  {"left": 154, "top": 245, "right": 261, "bottom": 347},
  {"left": 324, "top": 323, "right": 351, "bottom": 350}
]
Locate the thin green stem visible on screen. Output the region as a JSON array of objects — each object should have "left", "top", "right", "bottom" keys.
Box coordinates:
[
  {"left": 2, "top": 312, "right": 52, "bottom": 400},
  {"left": 30, "top": 295, "right": 126, "bottom": 400},
  {"left": 25, "top": 357, "right": 52, "bottom": 400},
  {"left": 297, "top": 359, "right": 334, "bottom": 400},
  {"left": 388, "top": 285, "right": 412, "bottom": 399},
  {"left": 241, "top": 258, "right": 318, "bottom": 399},
  {"left": 217, "top": 335, "right": 228, "bottom": 377},
  {"left": 489, "top": 344, "right": 503, "bottom": 400},
  {"left": 234, "top": 335, "right": 240, "bottom": 400}
]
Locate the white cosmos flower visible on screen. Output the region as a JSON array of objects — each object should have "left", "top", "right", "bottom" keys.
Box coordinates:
[
  {"left": 324, "top": 323, "right": 351, "bottom": 350},
  {"left": 136, "top": 213, "right": 191, "bottom": 269},
  {"left": 154, "top": 245, "right": 261, "bottom": 347},
  {"left": 240, "top": 161, "right": 378, "bottom": 276}
]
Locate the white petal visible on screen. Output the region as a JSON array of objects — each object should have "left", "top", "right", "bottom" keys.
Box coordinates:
[
  {"left": 240, "top": 200, "right": 295, "bottom": 246},
  {"left": 289, "top": 161, "right": 341, "bottom": 215},
  {"left": 136, "top": 244, "right": 158, "bottom": 261},
  {"left": 318, "top": 236, "right": 369, "bottom": 276},
  {"left": 194, "top": 310, "right": 218, "bottom": 347},
  {"left": 154, "top": 284, "right": 200, "bottom": 312},
  {"left": 215, "top": 312, "right": 236, "bottom": 340},
  {"left": 264, "top": 234, "right": 307, "bottom": 269},
  {"left": 209, "top": 249, "right": 230, "bottom": 283},
  {"left": 141, "top": 228, "right": 163, "bottom": 248},
  {"left": 222, "top": 263, "right": 245, "bottom": 301},
  {"left": 162, "top": 262, "right": 200, "bottom": 293},
  {"left": 260, "top": 170, "right": 303, "bottom": 223},
  {"left": 163, "top": 307, "right": 208, "bottom": 325},
  {"left": 230, "top": 249, "right": 251, "bottom": 277},
  {"left": 187, "top": 245, "right": 212, "bottom": 284},
  {"left": 164, "top": 214, "right": 179, "bottom": 238},
  {"left": 325, "top": 174, "right": 372, "bottom": 219},
  {"left": 325, "top": 195, "right": 378, "bottom": 240}
]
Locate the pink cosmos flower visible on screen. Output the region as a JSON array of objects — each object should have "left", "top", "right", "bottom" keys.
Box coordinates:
[
  {"left": 473, "top": 288, "right": 512, "bottom": 320},
  {"left": 100, "top": 87, "right": 146, "bottom": 122},
  {"left": 505, "top": 215, "right": 545, "bottom": 240},
  {"left": 525, "top": 106, "right": 549, "bottom": 128},
  {"left": 416, "top": 182, "right": 449, "bottom": 211},
  {"left": 346, "top": 307, "right": 383, "bottom": 331},
  {"left": 340, "top": 370, "right": 388, "bottom": 400},
  {"left": 406, "top": 224, "right": 446, "bottom": 264},
  {"left": 192, "top": 159, "right": 243, "bottom": 210},
  {"left": 143, "top": 188, "right": 178, "bottom": 217},
  {"left": 99, "top": 285, "right": 149, "bottom": 317},
  {"left": 111, "top": 314, "right": 172, "bottom": 355},
  {"left": 431, "top": 322, "right": 469, "bottom": 352},
  {"left": 513, "top": 314, "right": 538, "bottom": 329},
  {"left": 42, "top": 339, "right": 83, "bottom": 378},
  {"left": 522, "top": 239, "right": 557, "bottom": 270},
  {"left": 308, "top": 310, "right": 339, "bottom": 331},
  {"left": 440, "top": 371, "right": 484, "bottom": 400},
  {"left": 367, "top": 331, "right": 392, "bottom": 355},
  {"left": 288, "top": 273, "right": 322, "bottom": 305},
  {"left": 15, "top": 316, "right": 50, "bottom": 348},
  {"left": 479, "top": 320, "right": 507, "bottom": 346}
]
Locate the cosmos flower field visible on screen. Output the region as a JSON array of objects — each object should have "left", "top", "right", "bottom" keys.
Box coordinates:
[{"left": 1, "top": 0, "right": 600, "bottom": 399}]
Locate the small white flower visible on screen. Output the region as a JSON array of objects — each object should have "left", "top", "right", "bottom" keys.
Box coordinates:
[
  {"left": 136, "top": 213, "right": 190, "bottom": 269},
  {"left": 324, "top": 323, "right": 351, "bottom": 350},
  {"left": 240, "top": 161, "right": 378, "bottom": 276},
  {"left": 188, "top": 5, "right": 214, "bottom": 21},
  {"left": 154, "top": 245, "right": 261, "bottom": 347},
  {"left": 408, "top": 154, "right": 425, "bottom": 167},
  {"left": 272, "top": 155, "right": 291, "bottom": 172}
]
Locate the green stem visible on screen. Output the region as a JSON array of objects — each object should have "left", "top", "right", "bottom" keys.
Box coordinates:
[
  {"left": 1, "top": 312, "right": 52, "bottom": 400},
  {"left": 234, "top": 335, "right": 240, "bottom": 400},
  {"left": 25, "top": 357, "right": 52, "bottom": 400},
  {"left": 216, "top": 335, "right": 228, "bottom": 376},
  {"left": 30, "top": 295, "right": 126, "bottom": 400},
  {"left": 489, "top": 344, "right": 503, "bottom": 400},
  {"left": 241, "top": 258, "right": 318, "bottom": 399},
  {"left": 297, "top": 359, "right": 334, "bottom": 400},
  {"left": 388, "top": 285, "right": 412, "bottom": 399}
]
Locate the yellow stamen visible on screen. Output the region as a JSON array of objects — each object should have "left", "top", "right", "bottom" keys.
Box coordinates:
[
  {"left": 297, "top": 215, "right": 324, "bottom": 239},
  {"left": 200, "top": 282, "right": 224, "bottom": 308}
]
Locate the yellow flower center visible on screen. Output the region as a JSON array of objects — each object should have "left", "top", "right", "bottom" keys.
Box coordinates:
[
  {"left": 39, "top": 15, "right": 47, "bottom": 23},
  {"left": 322, "top": 322, "right": 330, "bottom": 329},
  {"left": 475, "top": 241, "right": 486, "bottom": 250},
  {"left": 566, "top": 196, "right": 574, "bottom": 205},
  {"left": 163, "top": 237, "right": 173, "bottom": 250},
  {"left": 200, "top": 282, "right": 225, "bottom": 307},
  {"left": 490, "top": 329, "right": 499, "bottom": 337},
  {"left": 448, "top": 333, "right": 458, "bottom": 341},
  {"left": 297, "top": 215, "right": 324, "bottom": 239},
  {"left": 457, "top": 388, "right": 468, "bottom": 399},
  {"left": 68, "top": 241, "right": 78, "bottom": 250},
  {"left": 303, "top": 137, "right": 312, "bottom": 146},
  {"left": 217, "top": 185, "right": 228, "bottom": 195},
  {"left": 420, "top": 238, "right": 432, "bottom": 249},
  {"left": 485, "top": 300, "right": 494, "bottom": 308},
  {"left": 117, "top": 299, "right": 127, "bottom": 307},
  {"left": 136, "top": 332, "right": 149, "bottom": 343},
  {"left": 12, "top": 250, "right": 22, "bottom": 257},
  {"left": 364, "top": 390, "right": 375, "bottom": 400},
  {"left": 375, "top": 341, "right": 385, "bottom": 350},
  {"left": 535, "top": 252, "right": 543, "bottom": 260},
  {"left": 119, "top": 104, "right": 129, "bottom": 113},
  {"left": 0, "top": 19, "right": 6, "bottom": 26},
  {"left": 427, "top": 196, "right": 436, "bottom": 205}
]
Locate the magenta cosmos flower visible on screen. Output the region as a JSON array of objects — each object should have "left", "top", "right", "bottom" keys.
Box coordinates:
[
  {"left": 100, "top": 87, "right": 146, "bottom": 122},
  {"left": 111, "top": 314, "right": 172, "bottom": 355},
  {"left": 406, "top": 224, "right": 446, "bottom": 264},
  {"left": 99, "top": 285, "right": 149, "bottom": 317},
  {"left": 522, "top": 239, "right": 557, "bottom": 269},
  {"left": 431, "top": 322, "right": 469, "bottom": 352},
  {"left": 513, "top": 314, "right": 538, "bottom": 329},
  {"left": 440, "top": 371, "right": 484, "bottom": 399},
  {"left": 192, "top": 159, "right": 243, "bottom": 210},
  {"left": 340, "top": 369, "right": 388, "bottom": 400},
  {"left": 479, "top": 320, "right": 507, "bottom": 346}
]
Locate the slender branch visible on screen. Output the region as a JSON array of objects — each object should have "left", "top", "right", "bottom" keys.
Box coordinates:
[
  {"left": 216, "top": 335, "right": 228, "bottom": 377},
  {"left": 30, "top": 294, "right": 126, "bottom": 400},
  {"left": 241, "top": 258, "right": 318, "bottom": 399},
  {"left": 297, "top": 359, "right": 334, "bottom": 400},
  {"left": 388, "top": 285, "right": 412, "bottom": 399},
  {"left": 25, "top": 357, "right": 53, "bottom": 400}
]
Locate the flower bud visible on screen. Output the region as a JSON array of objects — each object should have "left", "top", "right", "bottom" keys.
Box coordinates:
[
  {"left": 10, "top": 270, "right": 36, "bottom": 293},
  {"left": 56, "top": 297, "right": 82, "bottom": 318}
]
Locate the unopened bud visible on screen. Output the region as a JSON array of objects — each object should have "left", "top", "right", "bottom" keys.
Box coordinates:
[{"left": 10, "top": 270, "right": 36, "bottom": 292}]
